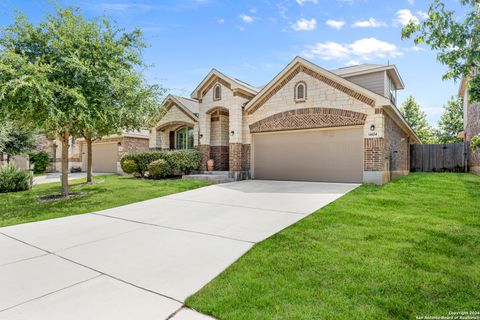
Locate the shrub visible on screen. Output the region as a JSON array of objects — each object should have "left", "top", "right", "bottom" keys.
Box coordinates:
[
  {"left": 148, "top": 159, "right": 172, "bottom": 179},
  {"left": 471, "top": 135, "right": 480, "bottom": 152},
  {"left": 164, "top": 150, "right": 202, "bottom": 174},
  {"left": 121, "top": 159, "right": 139, "bottom": 175},
  {"left": 29, "top": 151, "right": 49, "bottom": 174},
  {"left": 121, "top": 152, "right": 164, "bottom": 177},
  {"left": 120, "top": 150, "right": 202, "bottom": 177},
  {"left": 0, "top": 164, "right": 32, "bottom": 193}
]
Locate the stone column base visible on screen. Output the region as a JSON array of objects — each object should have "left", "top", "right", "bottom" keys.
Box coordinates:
[
  {"left": 363, "top": 171, "right": 390, "bottom": 185},
  {"left": 197, "top": 145, "right": 211, "bottom": 171},
  {"left": 229, "top": 170, "right": 251, "bottom": 181}
]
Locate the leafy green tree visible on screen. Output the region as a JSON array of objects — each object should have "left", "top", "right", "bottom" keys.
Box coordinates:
[
  {"left": 46, "top": 8, "right": 162, "bottom": 183},
  {"left": 2, "top": 131, "right": 36, "bottom": 163},
  {"left": 402, "top": 0, "right": 480, "bottom": 103},
  {"left": 400, "top": 95, "right": 435, "bottom": 143},
  {"left": 0, "top": 6, "right": 160, "bottom": 193},
  {"left": 436, "top": 96, "right": 464, "bottom": 143}
]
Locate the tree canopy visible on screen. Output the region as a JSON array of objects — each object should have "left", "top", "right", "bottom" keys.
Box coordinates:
[
  {"left": 400, "top": 95, "right": 435, "bottom": 143},
  {"left": 0, "top": 6, "right": 161, "bottom": 194},
  {"left": 436, "top": 96, "right": 464, "bottom": 143},
  {"left": 402, "top": 0, "right": 480, "bottom": 102}
]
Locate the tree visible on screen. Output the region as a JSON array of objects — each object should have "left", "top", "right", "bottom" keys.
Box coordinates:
[
  {"left": 400, "top": 95, "right": 435, "bottom": 143},
  {"left": 1, "top": 128, "right": 36, "bottom": 163},
  {"left": 43, "top": 8, "right": 162, "bottom": 183},
  {"left": 436, "top": 96, "right": 464, "bottom": 143},
  {"left": 402, "top": 0, "right": 480, "bottom": 103},
  {"left": 0, "top": 6, "right": 160, "bottom": 193}
]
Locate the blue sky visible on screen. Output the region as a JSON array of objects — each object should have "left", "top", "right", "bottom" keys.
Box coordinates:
[{"left": 0, "top": 0, "right": 466, "bottom": 126}]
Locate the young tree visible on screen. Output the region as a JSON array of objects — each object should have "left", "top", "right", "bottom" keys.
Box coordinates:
[
  {"left": 436, "top": 96, "right": 464, "bottom": 143},
  {"left": 400, "top": 95, "right": 435, "bottom": 143},
  {"left": 0, "top": 6, "right": 160, "bottom": 192},
  {"left": 402, "top": 0, "right": 480, "bottom": 102}
]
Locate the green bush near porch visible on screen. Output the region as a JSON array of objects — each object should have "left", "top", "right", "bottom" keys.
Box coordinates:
[{"left": 120, "top": 150, "right": 201, "bottom": 178}]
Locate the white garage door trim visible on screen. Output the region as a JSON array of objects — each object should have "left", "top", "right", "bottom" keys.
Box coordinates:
[{"left": 251, "top": 126, "right": 364, "bottom": 183}]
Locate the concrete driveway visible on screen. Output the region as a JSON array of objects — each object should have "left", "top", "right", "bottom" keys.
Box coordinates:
[{"left": 0, "top": 180, "right": 358, "bottom": 320}]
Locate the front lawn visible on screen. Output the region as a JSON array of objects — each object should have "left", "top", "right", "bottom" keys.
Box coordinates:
[
  {"left": 187, "top": 173, "right": 480, "bottom": 320},
  {"left": 0, "top": 175, "right": 210, "bottom": 227}
]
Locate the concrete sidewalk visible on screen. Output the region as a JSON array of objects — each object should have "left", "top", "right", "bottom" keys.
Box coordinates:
[
  {"left": 33, "top": 172, "right": 113, "bottom": 185},
  {"left": 0, "top": 180, "right": 358, "bottom": 319}
]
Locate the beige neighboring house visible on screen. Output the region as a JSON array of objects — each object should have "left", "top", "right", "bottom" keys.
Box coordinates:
[
  {"left": 150, "top": 56, "right": 421, "bottom": 184},
  {"left": 459, "top": 72, "right": 480, "bottom": 174},
  {"left": 75, "top": 131, "right": 150, "bottom": 173}
]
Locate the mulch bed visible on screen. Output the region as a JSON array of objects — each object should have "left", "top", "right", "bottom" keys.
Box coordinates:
[{"left": 37, "top": 192, "right": 86, "bottom": 202}]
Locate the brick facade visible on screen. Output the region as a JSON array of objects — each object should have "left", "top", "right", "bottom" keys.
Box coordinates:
[
  {"left": 242, "top": 144, "right": 251, "bottom": 171},
  {"left": 364, "top": 138, "right": 384, "bottom": 171},
  {"left": 229, "top": 143, "right": 242, "bottom": 171},
  {"left": 210, "top": 145, "right": 229, "bottom": 170},
  {"left": 384, "top": 114, "right": 409, "bottom": 179},
  {"left": 249, "top": 108, "right": 367, "bottom": 133},
  {"left": 197, "top": 145, "right": 211, "bottom": 171},
  {"left": 466, "top": 101, "right": 480, "bottom": 173}
]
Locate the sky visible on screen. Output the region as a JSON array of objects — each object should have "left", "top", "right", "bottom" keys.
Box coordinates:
[{"left": 0, "top": 0, "right": 467, "bottom": 126}]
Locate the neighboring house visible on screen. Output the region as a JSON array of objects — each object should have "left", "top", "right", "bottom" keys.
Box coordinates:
[
  {"left": 75, "top": 131, "right": 150, "bottom": 173},
  {"left": 150, "top": 56, "right": 421, "bottom": 184},
  {"left": 0, "top": 134, "right": 54, "bottom": 170},
  {"left": 459, "top": 73, "right": 480, "bottom": 174}
]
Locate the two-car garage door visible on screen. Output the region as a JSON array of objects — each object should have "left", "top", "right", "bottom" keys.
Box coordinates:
[
  {"left": 91, "top": 143, "right": 118, "bottom": 173},
  {"left": 253, "top": 127, "right": 363, "bottom": 183}
]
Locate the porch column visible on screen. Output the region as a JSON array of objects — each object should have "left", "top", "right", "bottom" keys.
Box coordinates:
[
  {"left": 198, "top": 112, "right": 211, "bottom": 171},
  {"left": 229, "top": 104, "right": 243, "bottom": 177}
]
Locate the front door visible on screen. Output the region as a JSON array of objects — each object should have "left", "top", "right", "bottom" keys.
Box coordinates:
[{"left": 169, "top": 131, "right": 175, "bottom": 150}]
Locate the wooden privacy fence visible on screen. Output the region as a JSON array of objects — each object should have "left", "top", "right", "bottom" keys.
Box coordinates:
[{"left": 410, "top": 143, "right": 467, "bottom": 172}]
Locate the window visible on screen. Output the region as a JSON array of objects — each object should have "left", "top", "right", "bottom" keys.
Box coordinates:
[
  {"left": 175, "top": 127, "right": 194, "bottom": 150},
  {"left": 294, "top": 82, "right": 306, "bottom": 101},
  {"left": 213, "top": 84, "right": 221, "bottom": 100}
]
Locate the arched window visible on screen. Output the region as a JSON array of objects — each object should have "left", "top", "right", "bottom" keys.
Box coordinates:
[
  {"left": 213, "top": 84, "right": 221, "bottom": 101},
  {"left": 295, "top": 82, "right": 307, "bottom": 102},
  {"left": 176, "top": 127, "right": 194, "bottom": 149}
]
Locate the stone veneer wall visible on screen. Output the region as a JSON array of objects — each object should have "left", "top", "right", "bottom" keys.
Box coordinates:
[
  {"left": 466, "top": 101, "right": 480, "bottom": 173},
  {"left": 229, "top": 143, "right": 242, "bottom": 171},
  {"left": 120, "top": 137, "right": 150, "bottom": 161}
]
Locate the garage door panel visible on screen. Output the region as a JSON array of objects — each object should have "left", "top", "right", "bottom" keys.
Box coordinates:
[
  {"left": 253, "top": 128, "right": 363, "bottom": 183},
  {"left": 92, "top": 143, "right": 118, "bottom": 173}
]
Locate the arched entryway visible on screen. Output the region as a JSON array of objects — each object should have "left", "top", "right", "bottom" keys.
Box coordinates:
[{"left": 208, "top": 107, "right": 230, "bottom": 170}]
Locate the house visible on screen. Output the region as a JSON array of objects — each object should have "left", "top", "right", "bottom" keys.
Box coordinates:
[
  {"left": 150, "top": 56, "right": 421, "bottom": 184},
  {"left": 459, "top": 74, "right": 480, "bottom": 174}
]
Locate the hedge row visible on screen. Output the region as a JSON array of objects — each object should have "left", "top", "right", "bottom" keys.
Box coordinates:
[
  {"left": 120, "top": 150, "right": 201, "bottom": 178},
  {"left": 0, "top": 164, "right": 32, "bottom": 193}
]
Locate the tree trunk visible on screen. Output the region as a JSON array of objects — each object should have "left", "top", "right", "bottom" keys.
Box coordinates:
[
  {"left": 60, "top": 132, "right": 70, "bottom": 196},
  {"left": 86, "top": 137, "right": 93, "bottom": 184},
  {"left": 6, "top": 154, "right": 10, "bottom": 164}
]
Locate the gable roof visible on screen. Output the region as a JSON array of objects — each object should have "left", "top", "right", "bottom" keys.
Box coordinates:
[
  {"left": 331, "top": 63, "right": 405, "bottom": 90},
  {"left": 191, "top": 69, "right": 258, "bottom": 100},
  {"left": 158, "top": 94, "right": 199, "bottom": 122},
  {"left": 244, "top": 56, "right": 391, "bottom": 115}
]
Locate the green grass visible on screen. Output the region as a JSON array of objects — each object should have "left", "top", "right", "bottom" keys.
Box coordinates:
[
  {"left": 0, "top": 175, "right": 210, "bottom": 227},
  {"left": 187, "top": 173, "right": 480, "bottom": 320}
]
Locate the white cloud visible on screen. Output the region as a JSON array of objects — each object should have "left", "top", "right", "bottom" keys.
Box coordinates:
[
  {"left": 296, "top": 0, "right": 318, "bottom": 5},
  {"left": 303, "top": 41, "right": 350, "bottom": 60},
  {"left": 303, "top": 37, "right": 402, "bottom": 62},
  {"left": 407, "top": 0, "right": 414, "bottom": 4},
  {"left": 217, "top": 18, "right": 225, "bottom": 24},
  {"left": 395, "top": 9, "right": 419, "bottom": 26},
  {"left": 97, "top": 3, "right": 153, "bottom": 11},
  {"left": 239, "top": 14, "right": 254, "bottom": 23},
  {"left": 326, "top": 19, "right": 346, "bottom": 29},
  {"left": 292, "top": 18, "right": 317, "bottom": 31},
  {"left": 417, "top": 10, "right": 428, "bottom": 19},
  {"left": 352, "top": 18, "right": 387, "bottom": 28}
]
